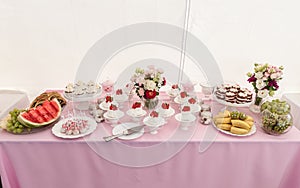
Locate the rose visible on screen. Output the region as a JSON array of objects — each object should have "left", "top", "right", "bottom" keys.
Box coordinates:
[
  {"left": 144, "top": 80, "right": 156, "bottom": 90},
  {"left": 257, "top": 89, "right": 268, "bottom": 98},
  {"left": 145, "top": 90, "right": 156, "bottom": 99}
]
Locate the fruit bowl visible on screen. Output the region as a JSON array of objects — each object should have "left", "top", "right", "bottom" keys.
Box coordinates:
[{"left": 260, "top": 99, "right": 293, "bottom": 135}]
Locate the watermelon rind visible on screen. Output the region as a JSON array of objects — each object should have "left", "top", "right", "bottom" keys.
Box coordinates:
[{"left": 17, "top": 98, "right": 62, "bottom": 128}]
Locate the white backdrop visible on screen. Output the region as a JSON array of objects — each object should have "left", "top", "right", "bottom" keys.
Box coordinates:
[{"left": 0, "top": 0, "right": 299, "bottom": 99}]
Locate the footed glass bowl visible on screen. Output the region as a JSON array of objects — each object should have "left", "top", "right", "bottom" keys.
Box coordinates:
[{"left": 260, "top": 109, "right": 293, "bottom": 135}]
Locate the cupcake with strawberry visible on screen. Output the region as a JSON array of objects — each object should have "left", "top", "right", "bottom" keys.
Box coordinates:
[
  {"left": 175, "top": 91, "right": 189, "bottom": 104},
  {"left": 159, "top": 102, "right": 175, "bottom": 118},
  {"left": 181, "top": 105, "right": 192, "bottom": 121},
  {"left": 187, "top": 97, "right": 201, "bottom": 113},
  {"left": 107, "top": 104, "right": 119, "bottom": 118},
  {"left": 114, "top": 89, "right": 128, "bottom": 102},
  {"left": 100, "top": 95, "right": 114, "bottom": 110},
  {"left": 168, "top": 84, "right": 180, "bottom": 98},
  {"left": 127, "top": 102, "right": 146, "bottom": 119}
]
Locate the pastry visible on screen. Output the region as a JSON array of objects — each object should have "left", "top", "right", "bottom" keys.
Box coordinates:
[
  {"left": 230, "top": 126, "right": 249, "bottom": 135},
  {"left": 231, "top": 119, "right": 251, "bottom": 130},
  {"left": 217, "top": 123, "right": 232, "bottom": 131}
]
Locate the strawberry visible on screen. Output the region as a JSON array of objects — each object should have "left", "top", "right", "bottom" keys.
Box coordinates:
[
  {"left": 105, "top": 96, "right": 113, "bottom": 103},
  {"left": 182, "top": 106, "right": 190, "bottom": 112},
  {"left": 109, "top": 104, "right": 118, "bottom": 111},
  {"left": 161, "top": 102, "right": 169, "bottom": 109},
  {"left": 188, "top": 97, "right": 197, "bottom": 104},
  {"left": 116, "top": 89, "right": 123, "bottom": 95},
  {"left": 172, "top": 84, "right": 179, "bottom": 89},
  {"left": 180, "top": 91, "right": 188, "bottom": 98},
  {"left": 150, "top": 111, "right": 159, "bottom": 117},
  {"left": 132, "top": 102, "right": 142, "bottom": 109}
]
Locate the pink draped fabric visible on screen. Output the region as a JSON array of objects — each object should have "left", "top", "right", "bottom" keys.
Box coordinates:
[{"left": 1, "top": 92, "right": 300, "bottom": 188}]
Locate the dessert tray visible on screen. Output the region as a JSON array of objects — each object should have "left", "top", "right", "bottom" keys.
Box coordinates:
[
  {"left": 52, "top": 116, "right": 97, "bottom": 139},
  {"left": 213, "top": 83, "right": 253, "bottom": 107},
  {"left": 212, "top": 121, "right": 256, "bottom": 137},
  {"left": 63, "top": 81, "right": 102, "bottom": 102}
]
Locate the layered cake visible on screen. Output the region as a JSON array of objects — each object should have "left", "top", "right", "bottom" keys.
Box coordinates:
[{"left": 215, "top": 83, "right": 253, "bottom": 104}]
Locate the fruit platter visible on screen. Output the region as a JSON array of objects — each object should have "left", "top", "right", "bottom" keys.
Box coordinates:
[
  {"left": 213, "top": 83, "right": 253, "bottom": 107},
  {"left": 212, "top": 110, "right": 256, "bottom": 137},
  {"left": 63, "top": 80, "right": 102, "bottom": 102},
  {"left": 0, "top": 91, "right": 66, "bottom": 134}
]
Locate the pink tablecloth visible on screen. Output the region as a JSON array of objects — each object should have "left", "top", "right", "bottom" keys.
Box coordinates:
[{"left": 1, "top": 93, "right": 300, "bottom": 188}]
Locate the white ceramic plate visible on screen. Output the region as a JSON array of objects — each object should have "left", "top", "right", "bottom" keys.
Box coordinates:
[
  {"left": 175, "top": 113, "right": 196, "bottom": 123},
  {"left": 112, "top": 122, "right": 144, "bottom": 140},
  {"left": 52, "top": 116, "right": 97, "bottom": 139},
  {"left": 158, "top": 107, "right": 175, "bottom": 118},
  {"left": 103, "top": 111, "right": 124, "bottom": 120},
  {"left": 126, "top": 109, "right": 147, "bottom": 117},
  {"left": 212, "top": 122, "right": 256, "bottom": 137}
]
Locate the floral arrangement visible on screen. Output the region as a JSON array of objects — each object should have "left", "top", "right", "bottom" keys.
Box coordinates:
[
  {"left": 247, "top": 63, "right": 284, "bottom": 98},
  {"left": 131, "top": 65, "right": 166, "bottom": 100}
]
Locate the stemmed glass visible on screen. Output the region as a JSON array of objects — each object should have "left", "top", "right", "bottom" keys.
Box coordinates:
[{"left": 199, "top": 82, "right": 215, "bottom": 101}]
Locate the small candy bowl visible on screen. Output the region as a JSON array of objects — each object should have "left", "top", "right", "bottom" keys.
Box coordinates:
[{"left": 260, "top": 109, "right": 293, "bottom": 135}]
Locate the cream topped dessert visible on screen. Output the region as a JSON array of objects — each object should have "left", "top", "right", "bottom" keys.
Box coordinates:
[
  {"left": 181, "top": 105, "right": 192, "bottom": 121},
  {"left": 102, "top": 95, "right": 113, "bottom": 109},
  {"left": 178, "top": 91, "right": 189, "bottom": 103},
  {"left": 130, "top": 102, "right": 144, "bottom": 116},
  {"left": 114, "top": 89, "right": 128, "bottom": 102},
  {"left": 148, "top": 110, "right": 160, "bottom": 125},
  {"left": 169, "top": 84, "right": 180, "bottom": 97},
  {"left": 107, "top": 104, "right": 119, "bottom": 118},
  {"left": 160, "top": 102, "right": 171, "bottom": 115}
]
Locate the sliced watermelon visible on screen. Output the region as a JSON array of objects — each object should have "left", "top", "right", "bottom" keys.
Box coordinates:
[{"left": 18, "top": 98, "right": 62, "bottom": 128}]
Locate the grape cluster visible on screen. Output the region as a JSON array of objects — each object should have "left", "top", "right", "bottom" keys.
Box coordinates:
[
  {"left": 261, "top": 100, "right": 292, "bottom": 135},
  {"left": 230, "top": 111, "right": 246, "bottom": 120},
  {"left": 6, "top": 108, "right": 28, "bottom": 134},
  {"left": 260, "top": 99, "right": 291, "bottom": 115}
]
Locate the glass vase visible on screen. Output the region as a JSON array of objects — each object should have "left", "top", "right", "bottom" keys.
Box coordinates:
[
  {"left": 249, "top": 94, "right": 263, "bottom": 113},
  {"left": 143, "top": 97, "right": 159, "bottom": 110}
]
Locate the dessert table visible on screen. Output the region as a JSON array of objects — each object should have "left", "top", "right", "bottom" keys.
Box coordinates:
[{"left": 1, "top": 93, "right": 300, "bottom": 188}]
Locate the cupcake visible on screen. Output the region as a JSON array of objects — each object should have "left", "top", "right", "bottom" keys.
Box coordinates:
[
  {"left": 102, "top": 95, "right": 113, "bottom": 109},
  {"left": 181, "top": 105, "right": 192, "bottom": 121},
  {"left": 131, "top": 102, "right": 144, "bottom": 116},
  {"left": 168, "top": 84, "right": 180, "bottom": 97},
  {"left": 178, "top": 91, "right": 189, "bottom": 103},
  {"left": 107, "top": 104, "right": 119, "bottom": 118},
  {"left": 148, "top": 110, "right": 160, "bottom": 125},
  {"left": 160, "top": 102, "right": 171, "bottom": 116},
  {"left": 114, "top": 89, "right": 128, "bottom": 102}
]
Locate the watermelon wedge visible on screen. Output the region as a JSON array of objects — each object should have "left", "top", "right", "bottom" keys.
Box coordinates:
[{"left": 18, "top": 98, "right": 62, "bottom": 128}]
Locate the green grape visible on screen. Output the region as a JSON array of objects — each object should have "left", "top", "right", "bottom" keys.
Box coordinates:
[{"left": 16, "top": 128, "right": 23, "bottom": 134}]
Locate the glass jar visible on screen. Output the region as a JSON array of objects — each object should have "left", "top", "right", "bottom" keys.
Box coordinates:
[{"left": 260, "top": 109, "right": 293, "bottom": 135}]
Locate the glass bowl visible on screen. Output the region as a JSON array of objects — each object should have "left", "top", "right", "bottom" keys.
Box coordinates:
[{"left": 260, "top": 109, "right": 293, "bottom": 135}]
